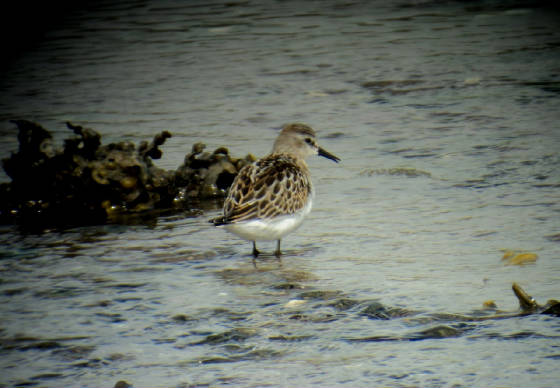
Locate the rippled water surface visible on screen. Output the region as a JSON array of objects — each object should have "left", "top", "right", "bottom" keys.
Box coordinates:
[{"left": 1, "top": 0, "right": 560, "bottom": 386}]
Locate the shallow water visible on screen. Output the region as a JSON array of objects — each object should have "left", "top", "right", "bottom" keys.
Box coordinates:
[{"left": 1, "top": 0, "right": 560, "bottom": 386}]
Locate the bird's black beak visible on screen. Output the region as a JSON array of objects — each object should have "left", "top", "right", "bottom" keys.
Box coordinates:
[{"left": 318, "top": 147, "right": 340, "bottom": 163}]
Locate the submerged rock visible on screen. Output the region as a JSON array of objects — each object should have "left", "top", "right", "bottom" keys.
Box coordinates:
[
  {"left": 114, "top": 381, "right": 133, "bottom": 388},
  {"left": 360, "top": 301, "right": 412, "bottom": 320},
  {"left": 409, "top": 325, "right": 464, "bottom": 340},
  {"left": 189, "top": 328, "right": 257, "bottom": 346},
  {"left": 0, "top": 120, "right": 252, "bottom": 227}
]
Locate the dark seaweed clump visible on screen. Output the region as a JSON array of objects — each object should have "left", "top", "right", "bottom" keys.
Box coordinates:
[{"left": 0, "top": 120, "right": 254, "bottom": 227}]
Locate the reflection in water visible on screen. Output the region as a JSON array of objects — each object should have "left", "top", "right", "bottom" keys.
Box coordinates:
[{"left": 1, "top": 0, "right": 560, "bottom": 387}]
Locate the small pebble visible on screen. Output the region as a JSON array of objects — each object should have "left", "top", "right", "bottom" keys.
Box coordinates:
[
  {"left": 482, "top": 300, "right": 497, "bottom": 309},
  {"left": 284, "top": 299, "right": 306, "bottom": 308}
]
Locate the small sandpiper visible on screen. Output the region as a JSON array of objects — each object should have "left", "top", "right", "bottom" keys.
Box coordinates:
[{"left": 211, "top": 123, "right": 340, "bottom": 257}]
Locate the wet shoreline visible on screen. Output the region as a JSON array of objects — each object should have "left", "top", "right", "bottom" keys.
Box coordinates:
[{"left": 1, "top": 0, "right": 559, "bottom": 386}]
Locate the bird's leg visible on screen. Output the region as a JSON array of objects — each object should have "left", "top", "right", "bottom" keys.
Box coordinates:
[
  {"left": 252, "top": 241, "right": 260, "bottom": 257},
  {"left": 274, "top": 240, "right": 282, "bottom": 258}
]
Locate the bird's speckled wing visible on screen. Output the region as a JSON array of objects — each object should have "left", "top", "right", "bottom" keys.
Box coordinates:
[{"left": 222, "top": 154, "right": 312, "bottom": 223}]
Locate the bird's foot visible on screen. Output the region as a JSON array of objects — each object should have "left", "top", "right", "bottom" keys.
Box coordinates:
[{"left": 252, "top": 242, "right": 260, "bottom": 258}]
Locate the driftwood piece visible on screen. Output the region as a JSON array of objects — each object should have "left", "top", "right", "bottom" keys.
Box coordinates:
[{"left": 512, "top": 282, "right": 559, "bottom": 316}]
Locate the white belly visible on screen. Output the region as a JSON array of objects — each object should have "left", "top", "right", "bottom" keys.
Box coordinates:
[{"left": 223, "top": 200, "right": 312, "bottom": 242}]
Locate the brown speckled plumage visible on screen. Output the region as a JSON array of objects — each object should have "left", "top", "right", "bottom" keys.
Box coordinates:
[{"left": 222, "top": 153, "right": 312, "bottom": 223}]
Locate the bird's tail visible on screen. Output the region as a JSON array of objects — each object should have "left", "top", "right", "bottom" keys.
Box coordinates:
[{"left": 209, "top": 216, "right": 228, "bottom": 226}]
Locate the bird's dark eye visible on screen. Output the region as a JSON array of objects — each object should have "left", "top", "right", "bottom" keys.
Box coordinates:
[{"left": 305, "top": 138, "right": 313, "bottom": 145}]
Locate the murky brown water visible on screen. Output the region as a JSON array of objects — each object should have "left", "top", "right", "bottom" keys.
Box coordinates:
[{"left": 1, "top": 0, "right": 560, "bottom": 386}]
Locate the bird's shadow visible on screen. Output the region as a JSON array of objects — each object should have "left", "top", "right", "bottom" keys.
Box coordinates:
[
  {"left": 248, "top": 245, "right": 319, "bottom": 268},
  {"left": 251, "top": 253, "right": 282, "bottom": 269}
]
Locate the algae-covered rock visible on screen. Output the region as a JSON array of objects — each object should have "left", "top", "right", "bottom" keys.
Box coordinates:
[
  {"left": 0, "top": 120, "right": 250, "bottom": 227},
  {"left": 174, "top": 142, "right": 254, "bottom": 200}
]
